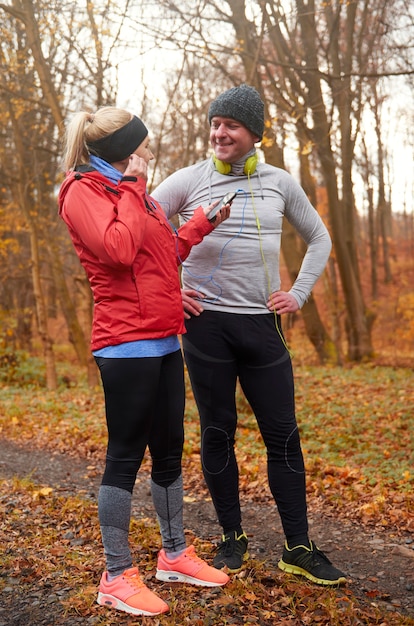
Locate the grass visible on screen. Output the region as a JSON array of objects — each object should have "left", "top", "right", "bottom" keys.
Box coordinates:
[
  {"left": 0, "top": 479, "right": 414, "bottom": 626},
  {"left": 0, "top": 361, "right": 413, "bottom": 528},
  {"left": 1, "top": 477, "right": 412, "bottom": 625},
  {"left": 0, "top": 357, "right": 414, "bottom": 624}
]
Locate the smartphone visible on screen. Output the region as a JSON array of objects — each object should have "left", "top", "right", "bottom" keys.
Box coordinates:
[{"left": 208, "top": 191, "right": 237, "bottom": 222}]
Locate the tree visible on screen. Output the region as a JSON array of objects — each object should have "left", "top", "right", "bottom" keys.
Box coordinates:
[
  {"left": 0, "top": 0, "right": 134, "bottom": 386},
  {"left": 143, "top": 0, "right": 414, "bottom": 361},
  {"left": 1, "top": 0, "right": 413, "bottom": 373},
  {"left": 0, "top": 4, "right": 60, "bottom": 388}
]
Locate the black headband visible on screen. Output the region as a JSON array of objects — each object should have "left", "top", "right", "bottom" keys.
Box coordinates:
[{"left": 87, "top": 115, "right": 148, "bottom": 163}]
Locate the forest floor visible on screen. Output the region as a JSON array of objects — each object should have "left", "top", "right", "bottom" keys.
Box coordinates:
[{"left": 0, "top": 437, "right": 413, "bottom": 626}]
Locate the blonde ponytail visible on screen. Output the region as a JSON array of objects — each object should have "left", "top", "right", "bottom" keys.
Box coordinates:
[{"left": 62, "top": 107, "right": 132, "bottom": 171}]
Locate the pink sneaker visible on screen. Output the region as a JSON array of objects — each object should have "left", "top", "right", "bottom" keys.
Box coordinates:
[
  {"left": 156, "top": 545, "right": 230, "bottom": 587},
  {"left": 97, "top": 567, "right": 169, "bottom": 616}
]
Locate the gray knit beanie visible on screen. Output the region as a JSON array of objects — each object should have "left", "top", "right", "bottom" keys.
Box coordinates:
[{"left": 208, "top": 84, "right": 264, "bottom": 140}]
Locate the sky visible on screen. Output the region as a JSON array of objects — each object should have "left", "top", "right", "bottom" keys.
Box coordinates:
[{"left": 115, "top": 20, "right": 414, "bottom": 217}]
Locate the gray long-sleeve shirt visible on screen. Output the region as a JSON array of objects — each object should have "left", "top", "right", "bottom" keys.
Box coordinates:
[{"left": 152, "top": 157, "right": 332, "bottom": 313}]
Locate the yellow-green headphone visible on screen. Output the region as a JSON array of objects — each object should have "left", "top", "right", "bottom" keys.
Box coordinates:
[{"left": 213, "top": 153, "right": 258, "bottom": 175}]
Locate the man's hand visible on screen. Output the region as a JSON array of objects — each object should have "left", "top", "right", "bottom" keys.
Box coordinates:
[
  {"left": 267, "top": 291, "right": 299, "bottom": 315},
  {"left": 182, "top": 289, "right": 205, "bottom": 320}
]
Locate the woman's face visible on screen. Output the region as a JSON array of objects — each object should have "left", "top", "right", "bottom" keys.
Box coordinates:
[
  {"left": 112, "top": 136, "right": 154, "bottom": 173},
  {"left": 133, "top": 136, "right": 154, "bottom": 164}
]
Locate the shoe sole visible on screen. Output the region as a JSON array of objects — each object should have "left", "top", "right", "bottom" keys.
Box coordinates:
[
  {"left": 97, "top": 592, "right": 169, "bottom": 616},
  {"left": 213, "top": 550, "right": 249, "bottom": 573},
  {"left": 155, "top": 569, "right": 228, "bottom": 587},
  {"left": 277, "top": 559, "right": 347, "bottom": 586}
]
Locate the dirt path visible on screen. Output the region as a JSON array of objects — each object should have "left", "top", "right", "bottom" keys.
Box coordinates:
[{"left": 0, "top": 438, "right": 413, "bottom": 624}]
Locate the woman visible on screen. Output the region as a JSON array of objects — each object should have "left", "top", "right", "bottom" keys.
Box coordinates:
[{"left": 58, "top": 106, "right": 230, "bottom": 617}]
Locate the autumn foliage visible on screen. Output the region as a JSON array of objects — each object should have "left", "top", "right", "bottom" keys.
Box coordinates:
[{"left": 1, "top": 258, "right": 413, "bottom": 624}]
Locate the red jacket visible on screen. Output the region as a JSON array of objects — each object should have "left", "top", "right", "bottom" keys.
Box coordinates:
[{"left": 58, "top": 168, "right": 213, "bottom": 351}]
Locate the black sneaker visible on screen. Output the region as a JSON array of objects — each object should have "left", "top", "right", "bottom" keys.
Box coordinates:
[
  {"left": 213, "top": 531, "right": 249, "bottom": 572},
  {"left": 278, "top": 540, "right": 347, "bottom": 586}
]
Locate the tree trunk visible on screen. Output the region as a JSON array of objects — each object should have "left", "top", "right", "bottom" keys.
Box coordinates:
[
  {"left": 367, "top": 186, "right": 378, "bottom": 300},
  {"left": 263, "top": 138, "right": 337, "bottom": 363},
  {"left": 7, "top": 97, "right": 58, "bottom": 389},
  {"left": 296, "top": 127, "right": 341, "bottom": 364},
  {"left": 47, "top": 238, "right": 99, "bottom": 387},
  {"left": 281, "top": 219, "right": 339, "bottom": 363},
  {"left": 19, "top": 0, "right": 64, "bottom": 128},
  {"left": 296, "top": 0, "right": 374, "bottom": 360},
  {"left": 28, "top": 226, "right": 57, "bottom": 390}
]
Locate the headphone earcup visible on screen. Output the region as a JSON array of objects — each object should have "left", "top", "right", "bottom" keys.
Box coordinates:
[
  {"left": 212, "top": 153, "right": 258, "bottom": 175},
  {"left": 212, "top": 156, "right": 232, "bottom": 175},
  {"left": 244, "top": 154, "right": 258, "bottom": 175}
]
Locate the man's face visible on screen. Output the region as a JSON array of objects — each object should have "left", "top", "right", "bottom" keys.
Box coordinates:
[{"left": 210, "top": 116, "right": 259, "bottom": 163}]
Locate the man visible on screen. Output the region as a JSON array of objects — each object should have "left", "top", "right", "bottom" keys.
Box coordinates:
[{"left": 153, "top": 84, "right": 347, "bottom": 586}]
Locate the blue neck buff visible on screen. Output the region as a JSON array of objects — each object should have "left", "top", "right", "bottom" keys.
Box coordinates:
[{"left": 89, "top": 154, "right": 123, "bottom": 184}]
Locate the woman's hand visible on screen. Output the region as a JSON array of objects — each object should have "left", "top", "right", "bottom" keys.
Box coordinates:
[
  {"left": 267, "top": 291, "right": 299, "bottom": 314},
  {"left": 124, "top": 154, "right": 148, "bottom": 181},
  {"left": 203, "top": 200, "right": 231, "bottom": 227},
  {"left": 181, "top": 289, "right": 205, "bottom": 319}
]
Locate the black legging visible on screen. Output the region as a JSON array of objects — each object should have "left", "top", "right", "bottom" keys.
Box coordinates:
[
  {"left": 95, "top": 350, "right": 185, "bottom": 493},
  {"left": 183, "top": 311, "right": 308, "bottom": 540}
]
